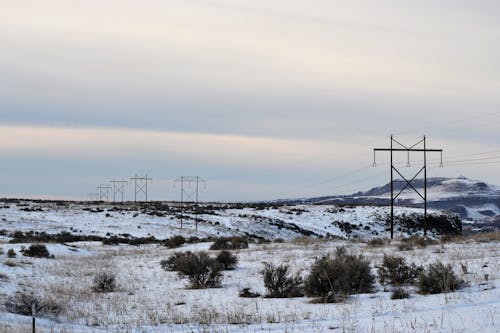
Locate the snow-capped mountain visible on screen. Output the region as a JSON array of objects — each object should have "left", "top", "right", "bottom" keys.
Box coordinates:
[{"left": 301, "top": 176, "right": 500, "bottom": 224}]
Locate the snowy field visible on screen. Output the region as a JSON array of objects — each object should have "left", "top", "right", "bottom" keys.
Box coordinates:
[
  {"left": 0, "top": 200, "right": 448, "bottom": 241},
  {"left": 0, "top": 200, "right": 497, "bottom": 332}
]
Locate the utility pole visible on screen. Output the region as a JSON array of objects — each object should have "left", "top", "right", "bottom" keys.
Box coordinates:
[
  {"left": 88, "top": 192, "right": 99, "bottom": 201},
  {"left": 373, "top": 136, "right": 443, "bottom": 239},
  {"left": 96, "top": 185, "right": 112, "bottom": 202},
  {"left": 174, "top": 176, "right": 206, "bottom": 230},
  {"left": 109, "top": 179, "right": 128, "bottom": 203},
  {"left": 130, "top": 174, "right": 152, "bottom": 202}
]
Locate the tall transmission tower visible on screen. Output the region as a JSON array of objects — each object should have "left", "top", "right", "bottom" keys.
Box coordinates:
[
  {"left": 130, "top": 174, "right": 152, "bottom": 202},
  {"left": 96, "top": 184, "right": 112, "bottom": 202},
  {"left": 373, "top": 136, "right": 443, "bottom": 239},
  {"left": 174, "top": 176, "right": 206, "bottom": 230},
  {"left": 109, "top": 179, "right": 128, "bottom": 202}
]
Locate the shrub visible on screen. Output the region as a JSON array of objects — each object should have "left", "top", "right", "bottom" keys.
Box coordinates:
[
  {"left": 239, "top": 288, "right": 261, "bottom": 298},
  {"left": 418, "top": 261, "right": 463, "bottom": 294},
  {"left": 160, "top": 252, "right": 193, "bottom": 271},
  {"left": 367, "top": 238, "right": 387, "bottom": 247},
  {"left": 216, "top": 250, "right": 238, "bottom": 270},
  {"left": 210, "top": 237, "right": 249, "bottom": 250},
  {"left": 391, "top": 287, "right": 410, "bottom": 300},
  {"left": 165, "top": 235, "right": 186, "bottom": 248},
  {"left": 5, "top": 289, "right": 59, "bottom": 317},
  {"left": 92, "top": 271, "right": 117, "bottom": 293},
  {"left": 304, "top": 247, "right": 374, "bottom": 303},
  {"left": 398, "top": 236, "right": 435, "bottom": 251},
  {"left": 176, "top": 252, "right": 222, "bottom": 289},
  {"left": 378, "top": 254, "right": 422, "bottom": 286},
  {"left": 261, "top": 263, "right": 303, "bottom": 298},
  {"left": 7, "top": 249, "right": 16, "bottom": 258},
  {"left": 22, "top": 244, "right": 50, "bottom": 258}
]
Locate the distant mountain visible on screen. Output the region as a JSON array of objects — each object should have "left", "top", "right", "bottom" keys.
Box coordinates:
[{"left": 297, "top": 177, "right": 500, "bottom": 224}]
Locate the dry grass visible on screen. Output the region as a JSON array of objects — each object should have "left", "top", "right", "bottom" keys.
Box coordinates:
[{"left": 0, "top": 236, "right": 497, "bottom": 331}]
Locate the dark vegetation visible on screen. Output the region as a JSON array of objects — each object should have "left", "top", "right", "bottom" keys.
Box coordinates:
[
  {"left": 209, "top": 237, "right": 249, "bottom": 250},
  {"left": 261, "top": 263, "right": 303, "bottom": 298},
  {"left": 161, "top": 251, "right": 225, "bottom": 289},
  {"left": 22, "top": 244, "right": 51, "bottom": 258},
  {"left": 377, "top": 254, "right": 422, "bottom": 286},
  {"left": 418, "top": 261, "right": 463, "bottom": 294},
  {"left": 392, "top": 213, "right": 462, "bottom": 236},
  {"left": 304, "top": 247, "right": 374, "bottom": 303},
  {"left": 5, "top": 289, "right": 60, "bottom": 318},
  {"left": 216, "top": 250, "right": 238, "bottom": 270},
  {"left": 92, "top": 271, "right": 117, "bottom": 293}
]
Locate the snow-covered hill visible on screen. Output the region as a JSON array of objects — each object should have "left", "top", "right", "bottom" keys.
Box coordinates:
[
  {"left": 299, "top": 177, "right": 500, "bottom": 225},
  {"left": 0, "top": 199, "right": 459, "bottom": 241}
]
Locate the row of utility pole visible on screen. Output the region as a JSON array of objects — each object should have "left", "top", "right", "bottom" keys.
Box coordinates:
[{"left": 88, "top": 175, "right": 205, "bottom": 206}]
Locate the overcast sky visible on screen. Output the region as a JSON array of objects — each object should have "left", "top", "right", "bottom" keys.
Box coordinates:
[{"left": 1, "top": 0, "right": 499, "bottom": 201}]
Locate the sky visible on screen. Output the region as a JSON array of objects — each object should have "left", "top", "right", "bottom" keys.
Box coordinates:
[{"left": 1, "top": 0, "right": 499, "bottom": 201}]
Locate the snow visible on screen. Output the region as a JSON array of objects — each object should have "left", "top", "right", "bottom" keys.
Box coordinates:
[
  {"left": 0, "top": 201, "right": 444, "bottom": 241},
  {"left": 0, "top": 239, "right": 497, "bottom": 332},
  {"left": 0, "top": 200, "right": 497, "bottom": 332}
]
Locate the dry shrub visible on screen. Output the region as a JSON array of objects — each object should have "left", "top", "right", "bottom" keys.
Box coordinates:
[
  {"left": 378, "top": 254, "right": 422, "bottom": 286},
  {"left": 261, "top": 263, "right": 303, "bottom": 298},
  {"left": 304, "top": 247, "right": 374, "bottom": 303},
  {"left": 22, "top": 244, "right": 50, "bottom": 258},
  {"left": 367, "top": 238, "right": 387, "bottom": 247},
  {"left": 418, "top": 261, "right": 464, "bottom": 294},
  {"left": 172, "top": 252, "right": 222, "bottom": 289},
  {"left": 164, "top": 235, "right": 186, "bottom": 248},
  {"left": 5, "top": 289, "right": 60, "bottom": 318},
  {"left": 92, "top": 271, "right": 117, "bottom": 293},
  {"left": 7, "top": 248, "right": 16, "bottom": 258},
  {"left": 216, "top": 250, "right": 238, "bottom": 270},
  {"left": 391, "top": 287, "right": 410, "bottom": 300},
  {"left": 161, "top": 252, "right": 193, "bottom": 271},
  {"left": 210, "top": 237, "right": 248, "bottom": 250}
]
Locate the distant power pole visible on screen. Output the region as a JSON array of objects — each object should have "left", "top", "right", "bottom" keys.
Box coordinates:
[
  {"left": 373, "top": 136, "right": 443, "bottom": 239},
  {"left": 96, "top": 185, "right": 112, "bottom": 202},
  {"left": 130, "top": 174, "right": 152, "bottom": 202},
  {"left": 174, "top": 176, "right": 206, "bottom": 230},
  {"left": 109, "top": 179, "right": 128, "bottom": 202},
  {"left": 88, "top": 192, "right": 99, "bottom": 201}
]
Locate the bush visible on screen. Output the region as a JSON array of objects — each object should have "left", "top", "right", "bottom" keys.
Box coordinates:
[
  {"left": 391, "top": 287, "right": 410, "bottom": 300},
  {"left": 261, "top": 263, "right": 303, "bottom": 298},
  {"left": 378, "top": 254, "right": 422, "bottom": 286},
  {"left": 367, "top": 238, "right": 387, "bottom": 247},
  {"left": 210, "top": 237, "right": 249, "bottom": 250},
  {"left": 161, "top": 252, "right": 193, "bottom": 271},
  {"left": 304, "top": 247, "right": 374, "bottom": 303},
  {"left": 164, "top": 235, "right": 186, "bottom": 248},
  {"left": 92, "top": 271, "right": 117, "bottom": 293},
  {"left": 398, "top": 236, "right": 435, "bottom": 251},
  {"left": 216, "top": 250, "right": 238, "bottom": 270},
  {"left": 22, "top": 244, "right": 50, "bottom": 258},
  {"left": 175, "top": 252, "right": 222, "bottom": 289},
  {"left": 7, "top": 249, "right": 16, "bottom": 258},
  {"left": 5, "top": 289, "right": 59, "bottom": 317},
  {"left": 418, "top": 261, "right": 463, "bottom": 294}
]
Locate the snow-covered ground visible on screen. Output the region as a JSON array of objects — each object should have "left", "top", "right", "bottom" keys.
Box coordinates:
[
  {"left": 0, "top": 199, "right": 496, "bottom": 332},
  {"left": 0, "top": 237, "right": 498, "bottom": 332},
  {"left": 0, "top": 200, "right": 447, "bottom": 240}
]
